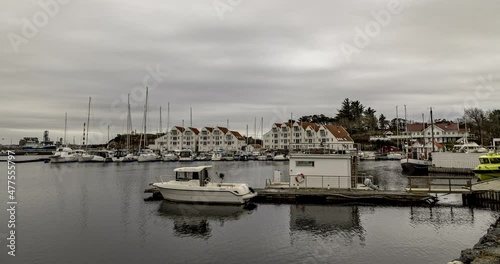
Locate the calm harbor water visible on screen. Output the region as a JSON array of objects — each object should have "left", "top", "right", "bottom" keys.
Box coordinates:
[{"left": 0, "top": 158, "right": 498, "bottom": 264}]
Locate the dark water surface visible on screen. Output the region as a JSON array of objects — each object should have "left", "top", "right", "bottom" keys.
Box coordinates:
[{"left": 0, "top": 159, "right": 498, "bottom": 264}]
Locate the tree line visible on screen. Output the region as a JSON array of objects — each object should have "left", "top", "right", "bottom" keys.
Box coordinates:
[{"left": 295, "top": 98, "right": 500, "bottom": 146}]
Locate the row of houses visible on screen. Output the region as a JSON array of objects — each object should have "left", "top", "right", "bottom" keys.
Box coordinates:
[
  {"left": 154, "top": 122, "right": 355, "bottom": 152},
  {"left": 154, "top": 126, "right": 247, "bottom": 152},
  {"left": 262, "top": 122, "right": 354, "bottom": 151},
  {"left": 369, "top": 122, "right": 470, "bottom": 144}
]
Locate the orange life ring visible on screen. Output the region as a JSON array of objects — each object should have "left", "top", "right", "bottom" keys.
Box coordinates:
[{"left": 295, "top": 173, "right": 305, "bottom": 183}]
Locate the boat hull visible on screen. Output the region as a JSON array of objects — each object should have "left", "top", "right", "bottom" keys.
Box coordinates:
[
  {"left": 50, "top": 156, "right": 78, "bottom": 163},
  {"left": 155, "top": 186, "right": 257, "bottom": 204},
  {"left": 401, "top": 158, "right": 431, "bottom": 175}
]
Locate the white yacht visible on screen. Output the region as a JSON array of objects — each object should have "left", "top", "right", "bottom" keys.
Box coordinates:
[
  {"left": 178, "top": 149, "right": 194, "bottom": 162},
  {"left": 152, "top": 166, "right": 257, "bottom": 204},
  {"left": 273, "top": 154, "right": 289, "bottom": 161},
  {"left": 137, "top": 149, "right": 162, "bottom": 162},
  {"left": 386, "top": 152, "right": 402, "bottom": 160},
  {"left": 211, "top": 151, "right": 223, "bottom": 161},
  {"left": 49, "top": 147, "right": 78, "bottom": 163},
  {"left": 162, "top": 151, "right": 179, "bottom": 162}
]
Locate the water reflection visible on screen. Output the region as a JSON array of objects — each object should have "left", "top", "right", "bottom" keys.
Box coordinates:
[
  {"left": 289, "top": 204, "right": 365, "bottom": 246},
  {"left": 157, "top": 202, "right": 257, "bottom": 239},
  {"left": 409, "top": 206, "right": 475, "bottom": 226}
]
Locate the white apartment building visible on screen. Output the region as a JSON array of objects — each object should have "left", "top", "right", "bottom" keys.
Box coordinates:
[
  {"left": 155, "top": 126, "right": 247, "bottom": 152},
  {"left": 263, "top": 122, "right": 354, "bottom": 151}
]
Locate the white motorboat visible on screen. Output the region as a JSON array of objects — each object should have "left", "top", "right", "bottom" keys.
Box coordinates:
[
  {"left": 178, "top": 149, "right": 194, "bottom": 162},
  {"left": 162, "top": 151, "right": 179, "bottom": 162},
  {"left": 211, "top": 151, "right": 223, "bottom": 161},
  {"left": 153, "top": 166, "right": 257, "bottom": 204},
  {"left": 386, "top": 152, "right": 402, "bottom": 160},
  {"left": 49, "top": 147, "right": 78, "bottom": 163},
  {"left": 138, "top": 149, "right": 162, "bottom": 162},
  {"left": 273, "top": 154, "right": 289, "bottom": 161},
  {"left": 257, "top": 155, "right": 268, "bottom": 161}
]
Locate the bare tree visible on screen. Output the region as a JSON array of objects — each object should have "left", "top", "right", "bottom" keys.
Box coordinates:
[{"left": 464, "top": 108, "right": 486, "bottom": 145}]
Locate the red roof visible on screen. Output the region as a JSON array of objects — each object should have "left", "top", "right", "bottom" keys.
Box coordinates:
[
  {"left": 230, "top": 131, "right": 245, "bottom": 140},
  {"left": 324, "top": 125, "right": 353, "bottom": 142},
  {"left": 217, "top": 126, "right": 229, "bottom": 134},
  {"left": 300, "top": 122, "right": 321, "bottom": 132},
  {"left": 204, "top": 127, "right": 214, "bottom": 132},
  {"left": 406, "top": 122, "right": 466, "bottom": 132},
  {"left": 189, "top": 127, "right": 200, "bottom": 135},
  {"left": 174, "top": 126, "right": 185, "bottom": 132}
]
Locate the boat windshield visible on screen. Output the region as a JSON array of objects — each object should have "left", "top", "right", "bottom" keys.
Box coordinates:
[
  {"left": 491, "top": 158, "right": 500, "bottom": 164},
  {"left": 175, "top": 171, "right": 199, "bottom": 181},
  {"left": 479, "top": 158, "right": 490, "bottom": 164},
  {"left": 180, "top": 151, "right": 191, "bottom": 157}
]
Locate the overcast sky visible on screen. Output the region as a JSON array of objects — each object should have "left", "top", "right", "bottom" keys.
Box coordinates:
[{"left": 1, "top": 0, "right": 499, "bottom": 144}]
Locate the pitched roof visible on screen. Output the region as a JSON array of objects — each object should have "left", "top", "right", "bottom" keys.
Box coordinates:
[
  {"left": 204, "top": 127, "right": 214, "bottom": 132},
  {"left": 300, "top": 122, "right": 321, "bottom": 132},
  {"left": 407, "top": 122, "right": 466, "bottom": 132},
  {"left": 217, "top": 126, "right": 229, "bottom": 134},
  {"left": 189, "top": 127, "right": 200, "bottom": 135},
  {"left": 174, "top": 126, "right": 185, "bottom": 132},
  {"left": 230, "top": 131, "right": 245, "bottom": 140},
  {"left": 324, "top": 125, "right": 353, "bottom": 142}
]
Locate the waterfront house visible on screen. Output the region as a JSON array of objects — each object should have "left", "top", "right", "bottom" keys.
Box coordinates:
[
  {"left": 370, "top": 121, "right": 470, "bottom": 145},
  {"left": 263, "top": 122, "right": 354, "bottom": 151}
]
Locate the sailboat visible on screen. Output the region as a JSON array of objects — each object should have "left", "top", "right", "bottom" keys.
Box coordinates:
[
  {"left": 137, "top": 87, "right": 162, "bottom": 162},
  {"left": 78, "top": 97, "right": 96, "bottom": 162},
  {"left": 50, "top": 113, "right": 78, "bottom": 163},
  {"left": 114, "top": 94, "right": 137, "bottom": 162}
]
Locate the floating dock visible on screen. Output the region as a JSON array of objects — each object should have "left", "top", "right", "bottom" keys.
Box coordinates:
[{"left": 144, "top": 187, "right": 437, "bottom": 205}]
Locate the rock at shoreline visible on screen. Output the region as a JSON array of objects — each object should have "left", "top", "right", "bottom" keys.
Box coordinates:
[{"left": 457, "top": 219, "right": 500, "bottom": 264}]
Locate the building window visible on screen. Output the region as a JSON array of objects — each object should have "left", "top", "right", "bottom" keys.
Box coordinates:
[
  {"left": 295, "top": 133, "right": 300, "bottom": 137},
  {"left": 294, "top": 126, "right": 300, "bottom": 131},
  {"left": 320, "top": 130, "right": 326, "bottom": 137}
]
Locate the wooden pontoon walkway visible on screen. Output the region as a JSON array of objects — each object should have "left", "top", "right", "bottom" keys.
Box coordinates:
[{"left": 144, "top": 187, "right": 437, "bottom": 205}]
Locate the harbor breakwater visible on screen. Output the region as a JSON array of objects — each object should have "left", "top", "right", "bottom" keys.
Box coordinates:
[{"left": 451, "top": 217, "right": 500, "bottom": 264}]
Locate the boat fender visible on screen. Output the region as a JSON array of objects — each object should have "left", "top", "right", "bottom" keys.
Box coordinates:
[{"left": 295, "top": 173, "right": 305, "bottom": 183}]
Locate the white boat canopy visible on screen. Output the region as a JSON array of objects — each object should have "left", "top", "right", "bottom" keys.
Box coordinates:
[{"left": 173, "top": 166, "right": 213, "bottom": 173}]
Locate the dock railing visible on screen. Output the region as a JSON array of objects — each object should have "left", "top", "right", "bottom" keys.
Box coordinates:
[
  {"left": 284, "top": 174, "right": 374, "bottom": 189},
  {"left": 407, "top": 176, "right": 473, "bottom": 193}
]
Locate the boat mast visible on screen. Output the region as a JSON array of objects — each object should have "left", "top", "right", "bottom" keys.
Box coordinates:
[
  {"left": 396, "top": 106, "right": 399, "bottom": 151},
  {"left": 86, "top": 97, "right": 91, "bottom": 150},
  {"left": 143, "top": 87, "right": 148, "bottom": 150},
  {"left": 64, "top": 112, "right": 67, "bottom": 146},
  {"left": 404, "top": 105, "right": 407, "bottom": 155},
  {"left": 127, "top": 94, "right": 131, "bottom": 151},
  {"left": 430, "top": 107, "right": 435, "bottom": 152},
  {"left": 159, "top": 106, "right": 162, "bottom": 134}
]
